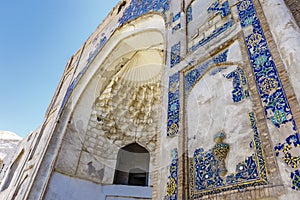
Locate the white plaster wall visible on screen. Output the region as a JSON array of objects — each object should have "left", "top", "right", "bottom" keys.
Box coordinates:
[
  {"left": 187, "top": 0, "right": 213, "bottom": 39},
  {"left": 44, "top": 172, "right": 152, "bottom": 200},
  {"left": 187, "top": 65, "right": 254, "bottom": 173},
  {"left": 55, "top": 74, "right": 100, "bottom": 177}
]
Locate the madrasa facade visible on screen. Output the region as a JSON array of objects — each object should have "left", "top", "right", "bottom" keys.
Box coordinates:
[{"left": 1, "top": 0, "right": 300, "bottom": 199}]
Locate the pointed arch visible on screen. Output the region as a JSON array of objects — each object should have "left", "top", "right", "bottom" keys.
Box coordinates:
[{"left": 113, "top": 143, "right": 150, "bottom": 186}]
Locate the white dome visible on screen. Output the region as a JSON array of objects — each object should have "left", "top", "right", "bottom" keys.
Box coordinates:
[{"left": 0, "top": 130, "right": 22, "bottom": 140}]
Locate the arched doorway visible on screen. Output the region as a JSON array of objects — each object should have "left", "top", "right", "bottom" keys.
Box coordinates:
[{"left": 114, "top": 143, "right": 150, "bottom": 186}]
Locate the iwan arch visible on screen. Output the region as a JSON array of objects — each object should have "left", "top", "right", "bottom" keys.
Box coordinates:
[{"left": 1, "top": 0, "right": 300, "bottom": 199}]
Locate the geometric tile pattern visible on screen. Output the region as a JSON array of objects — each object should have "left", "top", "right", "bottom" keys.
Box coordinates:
[
  {"left": 87, "top": 36, "right": 107, "bottom": 64},
  {"left": 172, "top": 12, "right": 181, "bottom": 22},
  {"left": 172, "top": 23, "right": 181, "bottom": 34},
  {"left": 189, "top": 112, "right": 267, "bottom": 198},
  {"left": 170, "top": 42, "right": 181, "bottom": 68},
  {"left": 291, "top": 169, "right": 300, "bottom": 191},
  {"left": 207, "top": 0, "right": 230, "bottom": 18},
  {"left": 237, "top": 0, "right": 300, "bottom": 190},
  {"left": 184, "top": 49, "right": 229, "bottom": 94},
  {"left": 225, "top": 67, "right": 250, "bottom": 103},
  {"left": 167, "top": 72, "right": 180, "bottom": 137},
  {"left": 188, "top": 20, "right": 233, "bottom": 52},
  {"left": 187, "top": 6, "right": 193, "bottom": 23},
  {"left": 209, "top": 67, "right": 228, "bottom": 76},
  {"left": 172, "top": 12, "right": 181, "bottom": 34},
  {"left": 118, "top": 0, "right": 169, "bottom": 26},
  {"left": 59, "top": 78, "right": 78, "bottom": 114},
  {"left": 164, "top": 148, "right": 178, "bottom": 200}
]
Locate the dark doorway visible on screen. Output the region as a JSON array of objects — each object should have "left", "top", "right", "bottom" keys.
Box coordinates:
[
  {"left": 128, "top": 168, "right": 147, "bottom": 186},
  {"left": 113, "top": 143, "right": 150, "bottom": 186}
]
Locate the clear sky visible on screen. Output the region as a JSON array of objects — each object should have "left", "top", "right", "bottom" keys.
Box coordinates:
[{"left": 0, "top": 0, "right": 120, "bottom": 138}]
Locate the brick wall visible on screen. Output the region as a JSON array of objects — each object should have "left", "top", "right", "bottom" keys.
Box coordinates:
[{"left": 284, "top": 0, "right": 300, "bottom": 26}]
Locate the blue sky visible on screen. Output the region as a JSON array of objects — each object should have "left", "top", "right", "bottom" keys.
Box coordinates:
[{"left": 0, "top": 0, "right": 120, "bottom": 137}]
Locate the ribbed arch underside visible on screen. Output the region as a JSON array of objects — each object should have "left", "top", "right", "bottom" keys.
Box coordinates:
[
  {"left": 82, "top": 14, "right": 166, "bottom": 186},
  {"left": 93, "top": 33, "right": 164, "bottom": 151}
]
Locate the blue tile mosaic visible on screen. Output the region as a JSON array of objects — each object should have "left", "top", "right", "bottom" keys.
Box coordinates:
[
  {"left": 189, "top": 112, "right": 267, "bottom": 198},
  {"left": 291, "top": 170, "right": 300, "bottom": 191},
  {"left": 164, "top": 148, "right": 178, "bottom": 200},
  {"left": 237, "top": 0, "right": 256, "bottom": 28},
  {"left": 172, "top": 12, "right": 181, "bottom": 22},
  {"left": 185, "top": 49, "right": 229, "bottom": 94},
  {"left": 237, "top": 0, "right": 300, "bottom": 190},
  {"left": 59, "top": 81, "right": 76, "bottom": 114},
  {"left": 172, "top": 23, "right": 181, "bottom": 34},
  {"left": 118, "top": 0, "right": 169, "bottom": 26},
  {"left": 207, "top": 0, "right": 231, "bottom": 18},
  {"left": 87, "top": 36, "right": 107, "bottom": 64},
  {"left": 167, "top": 72, "right": 180, "bottom": 137},
  {"left": 225, "top": 67, "right": 249, "bottom": 103},
  {"left": 209, "top": 67, "right": 227, "bottom": 76},
  {"left": 188, "top": 0, "right": 232, "bottom": 53},
  {"left": 171, "top": 12, "right": 181, "bottom": 34},
  {"left": 170, "top": 42, "right": 181, "bottom": 68},
  {"left": 188, "top": 20, "right": 233, "bottom": 52},
  {"left": 187, "top": 6, "right": 193, "bottom": 23},
  {"left": 59, "top": 66, "right": 88, "bottom": 114},
  {"left": 274, "top": 134, "right": 300, "bottom": 169}
]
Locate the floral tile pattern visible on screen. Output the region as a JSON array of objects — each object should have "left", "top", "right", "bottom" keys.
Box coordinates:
[
  {"left": 237, "top": 0, "right": 300, "bottom": 190},
  {"left": 164, "top": 148, "right": 178, "bottom": 200},
  {"left": 225, "top": 67, "right": 249, "bottom": 103},
  {"left": 167, "top": 72, "right": 180, "bottom": 137},
  {"left": 189, "top": 112, "right": 267, "bottom": 198}
]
